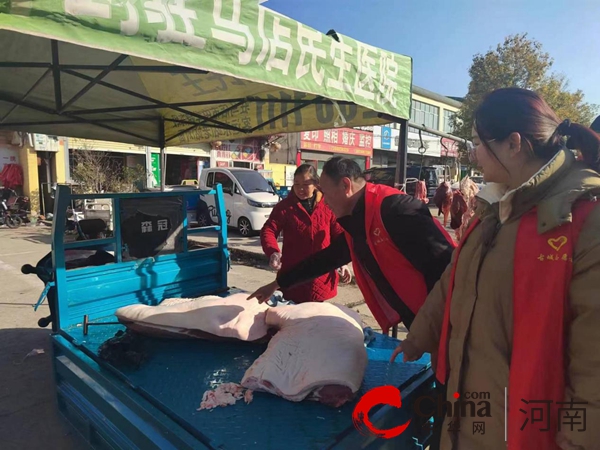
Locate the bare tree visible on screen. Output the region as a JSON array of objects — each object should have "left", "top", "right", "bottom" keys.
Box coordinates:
[
  {"left": 71, "top": 143, "right": 147, "bottom": 194},
  {"left": 453, "top": 34, "right": 597, "bottom": 140}
]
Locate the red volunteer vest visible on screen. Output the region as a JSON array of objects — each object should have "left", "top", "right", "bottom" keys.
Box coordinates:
[
  {"left": 346, "top": 183, "right": 456, "bottom": 333},
  {"left": 436, "top": 199, "right": 598, "bottom": 450}
]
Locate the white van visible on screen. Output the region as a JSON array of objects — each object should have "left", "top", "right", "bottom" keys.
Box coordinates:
[{"left": 199, "top": 168, "right": 280, "bottom": 236}]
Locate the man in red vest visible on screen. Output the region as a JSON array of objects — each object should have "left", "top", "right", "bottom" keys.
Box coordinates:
[{"left": 247, "top": 156, "right": 455, "bottom": 333}]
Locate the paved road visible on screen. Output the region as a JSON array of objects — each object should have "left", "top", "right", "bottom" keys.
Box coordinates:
[
  {"left": 0, "top": 224, "right": 388, "bottom": 449},
  {"left": 0, "top": 225, "right": 88, "bottom": 450}
]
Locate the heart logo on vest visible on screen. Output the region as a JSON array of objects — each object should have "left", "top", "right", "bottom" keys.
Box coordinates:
[
  {"left": 373, "top": 228, "right": 381, "bottom": 236},
  {"left": 547, "top": 236, "right": 568, "bottom": 252}
]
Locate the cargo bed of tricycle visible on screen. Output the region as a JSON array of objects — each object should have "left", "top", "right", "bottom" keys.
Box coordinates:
[{"left": 43, "top": 186, "right": 435, "bottom": 450}]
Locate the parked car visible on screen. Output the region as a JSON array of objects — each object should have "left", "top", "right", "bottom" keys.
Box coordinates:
[
  {"left": 363, "top": 165, "right": 439, "bottom": 198},
  {"left": 199, "top": 167, "right": 280, "bottom": 236}
]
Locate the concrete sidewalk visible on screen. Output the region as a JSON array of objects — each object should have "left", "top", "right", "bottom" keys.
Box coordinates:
[{"left": 0, "top": 225, "right": 89, "bottom": 450}]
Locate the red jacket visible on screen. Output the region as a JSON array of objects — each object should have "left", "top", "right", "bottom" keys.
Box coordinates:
[{"left": 261, "top": 191, "right": 344, "bottom": 303}]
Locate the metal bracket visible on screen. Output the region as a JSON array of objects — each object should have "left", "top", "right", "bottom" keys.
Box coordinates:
[
  {"left": 82, "top": 314, "right": 121, "bottom": 336},
  {"left": 33, "top": 282, "right": 54, "bottom": 311},
  {"left": 225, "top": 248, "right": 231, "bottom": 272}
]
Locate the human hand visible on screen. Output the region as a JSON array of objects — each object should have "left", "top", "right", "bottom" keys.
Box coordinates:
[
  {"left": 247, "top": 281, "right": 279, "bottom": 304},
  {"left": 269, "top": 252, "right": 282, "bottom": 270},
  {"left": 389, "top": 340, "right": 424, "bottom": 363},
  {"left": 338, "top": 265, "right": 352, "bottom": 284}
]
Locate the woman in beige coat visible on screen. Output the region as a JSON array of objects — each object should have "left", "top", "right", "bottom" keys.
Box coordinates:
[{"left": 392, "top": 88, "right": 600, "bottom": 450}]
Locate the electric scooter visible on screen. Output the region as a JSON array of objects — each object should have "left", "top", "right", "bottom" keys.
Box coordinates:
[{"left": 21, "top": 219, "right": 115, "bottom": 330}]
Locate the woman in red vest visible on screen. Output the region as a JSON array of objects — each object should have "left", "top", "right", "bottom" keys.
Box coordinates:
[
  {"left": 260, "top": 164, "right": 351, "bottom": 303},
  {"left": 393, "top": 88, "right": 600, "bottom": 450}
]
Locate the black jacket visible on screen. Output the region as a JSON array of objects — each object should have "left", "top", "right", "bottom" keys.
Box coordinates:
[{"left": 276, "top": 188, "right": 454, "bottom": 330}]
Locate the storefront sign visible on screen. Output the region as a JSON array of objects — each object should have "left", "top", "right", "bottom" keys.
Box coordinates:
[
  {"left": 33, "top": 134, "right": 60, "bottom": 152},
  {"left": 372, "top": 125, "right": 460, "bottom": 159},
  {"left": 215, "top": 149, "right": 258, "bottom": 161},
  {"left": 215, "top": 139, "right": 261, "bottom": 162},
  {"left": 300, "top": 128, "right": 373, "bottom": 156},
  {"left": 150, "top": 153, "right": 161, "bottom": 187},
  {"left": 381, "top": 126, "right": 392, "bottom": 150}
]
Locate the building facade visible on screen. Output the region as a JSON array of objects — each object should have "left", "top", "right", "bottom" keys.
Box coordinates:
[
  {"left": 371, "top": 85, "right": 462, "bottom": 169},
  {"left": 0, "top": 131, "right": 67, "bottom": 214},
  {"left": 65, "top": 138, "right": 212, "bottom": 189},
  {"left": 266, "top": 85, "right": 462, "bottom": 188},
  {"left": 209, "top": 137, "right": 269, "bottom": 171},
  {"left": 267, "top": 127, "right": 374, "bottom": 186}
]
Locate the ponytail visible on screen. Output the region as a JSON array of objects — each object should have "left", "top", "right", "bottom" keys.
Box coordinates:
[
  {"left": 554, "top": 120, "right": 600, "bottom": 171},
  {"left": 474, "top": 89, "right": 600, "bottom": 173}
]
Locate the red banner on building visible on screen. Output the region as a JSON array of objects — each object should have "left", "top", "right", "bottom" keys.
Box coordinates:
[
  {"left": 300, "top": 128, "right": 373, "bottom": 156},
  {"left": 441, "top": 138, "right": 460, "bottom": 158},
  {"left": 215, "top": 138, "right": 262, "bottom": 161}
]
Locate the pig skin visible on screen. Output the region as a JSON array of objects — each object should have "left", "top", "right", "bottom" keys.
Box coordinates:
[
  {"left": 241, "top": 302, "right": 367, "bottom": 407},
  {"left": 115, "top": 293, "right": 271, "bottom": 342}
]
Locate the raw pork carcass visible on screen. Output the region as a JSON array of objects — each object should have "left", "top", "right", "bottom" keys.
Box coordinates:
[
  {"left": 414, "top": 180, "right": 429, "bottom": 204},
  {"left": 433, "top": 182, "right": 453, "bottom": 227},
  {"left": 241, "top": 302, "right": 367, "bottom": 408},
  {"left": 450, "top": 190, "right": 467, "bottom": 232},
  {"left": 456, "top": 177, "right": 480, "bottom": 241},
  {"left": 115, "top": 293, "right": 271, "bottom": 342},
  {"left": 450, "top": 177, "right": 480, "bottom": 242}
]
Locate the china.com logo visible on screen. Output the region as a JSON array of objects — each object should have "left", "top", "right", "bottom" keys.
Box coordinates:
[{"left": 352, "top": 386, "right": 491, "bottom": 439}]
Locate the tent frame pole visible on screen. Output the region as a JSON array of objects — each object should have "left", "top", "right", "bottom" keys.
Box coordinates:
[
  {"left": 0, "top": 62, "right": 209, "bottom": 74},
  {"left": 0, "top": 45, "right": 380, "bottom": 147},
  {"left": 62, "top": 70, "right": 242, "bottom": 132},
  {"left": 166, "top": 99, "right": 247, "bottom": 144},
  {"left": 388, "top": 118, "right": 409, "bottom": 339},
  {"left": 0, "top": 69, "right": 51, "bottom": 124},
  {"left": 159, "top": 118, "right": 166, "bottom": 192},
  {"left": 394, "top": 119, "right": 409, "bottom": 190},
  {"left": 60, "top": 54, "right": 128, "bottom": 113},
  {"left": 50, "top": 40, "right": 62, "bottom": 111},
  {"left": 0, "top": 92, "right": 154, "bottom": 143}
]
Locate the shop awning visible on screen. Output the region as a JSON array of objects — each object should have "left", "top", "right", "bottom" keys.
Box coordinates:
[{"left": 0, "top": 0, "right": 413, "bottom": 148}]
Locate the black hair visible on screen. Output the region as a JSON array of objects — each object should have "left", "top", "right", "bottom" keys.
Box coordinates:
[
  {"left": 474, "top": 88, "right": 600, "bottom": 171},
  {"left": 590, "top": 115, "right": 600, "bottom": 134},
  {"left": 293, "top": 164, "right": 319, "bottom": 183},
  {"left": 321, "top": 156, "right": 364, "bottom": 184}
]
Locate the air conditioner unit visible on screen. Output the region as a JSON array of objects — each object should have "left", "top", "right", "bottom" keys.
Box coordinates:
[{"left": 11, "top": 132, "right": 22, "bottom": 146}]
